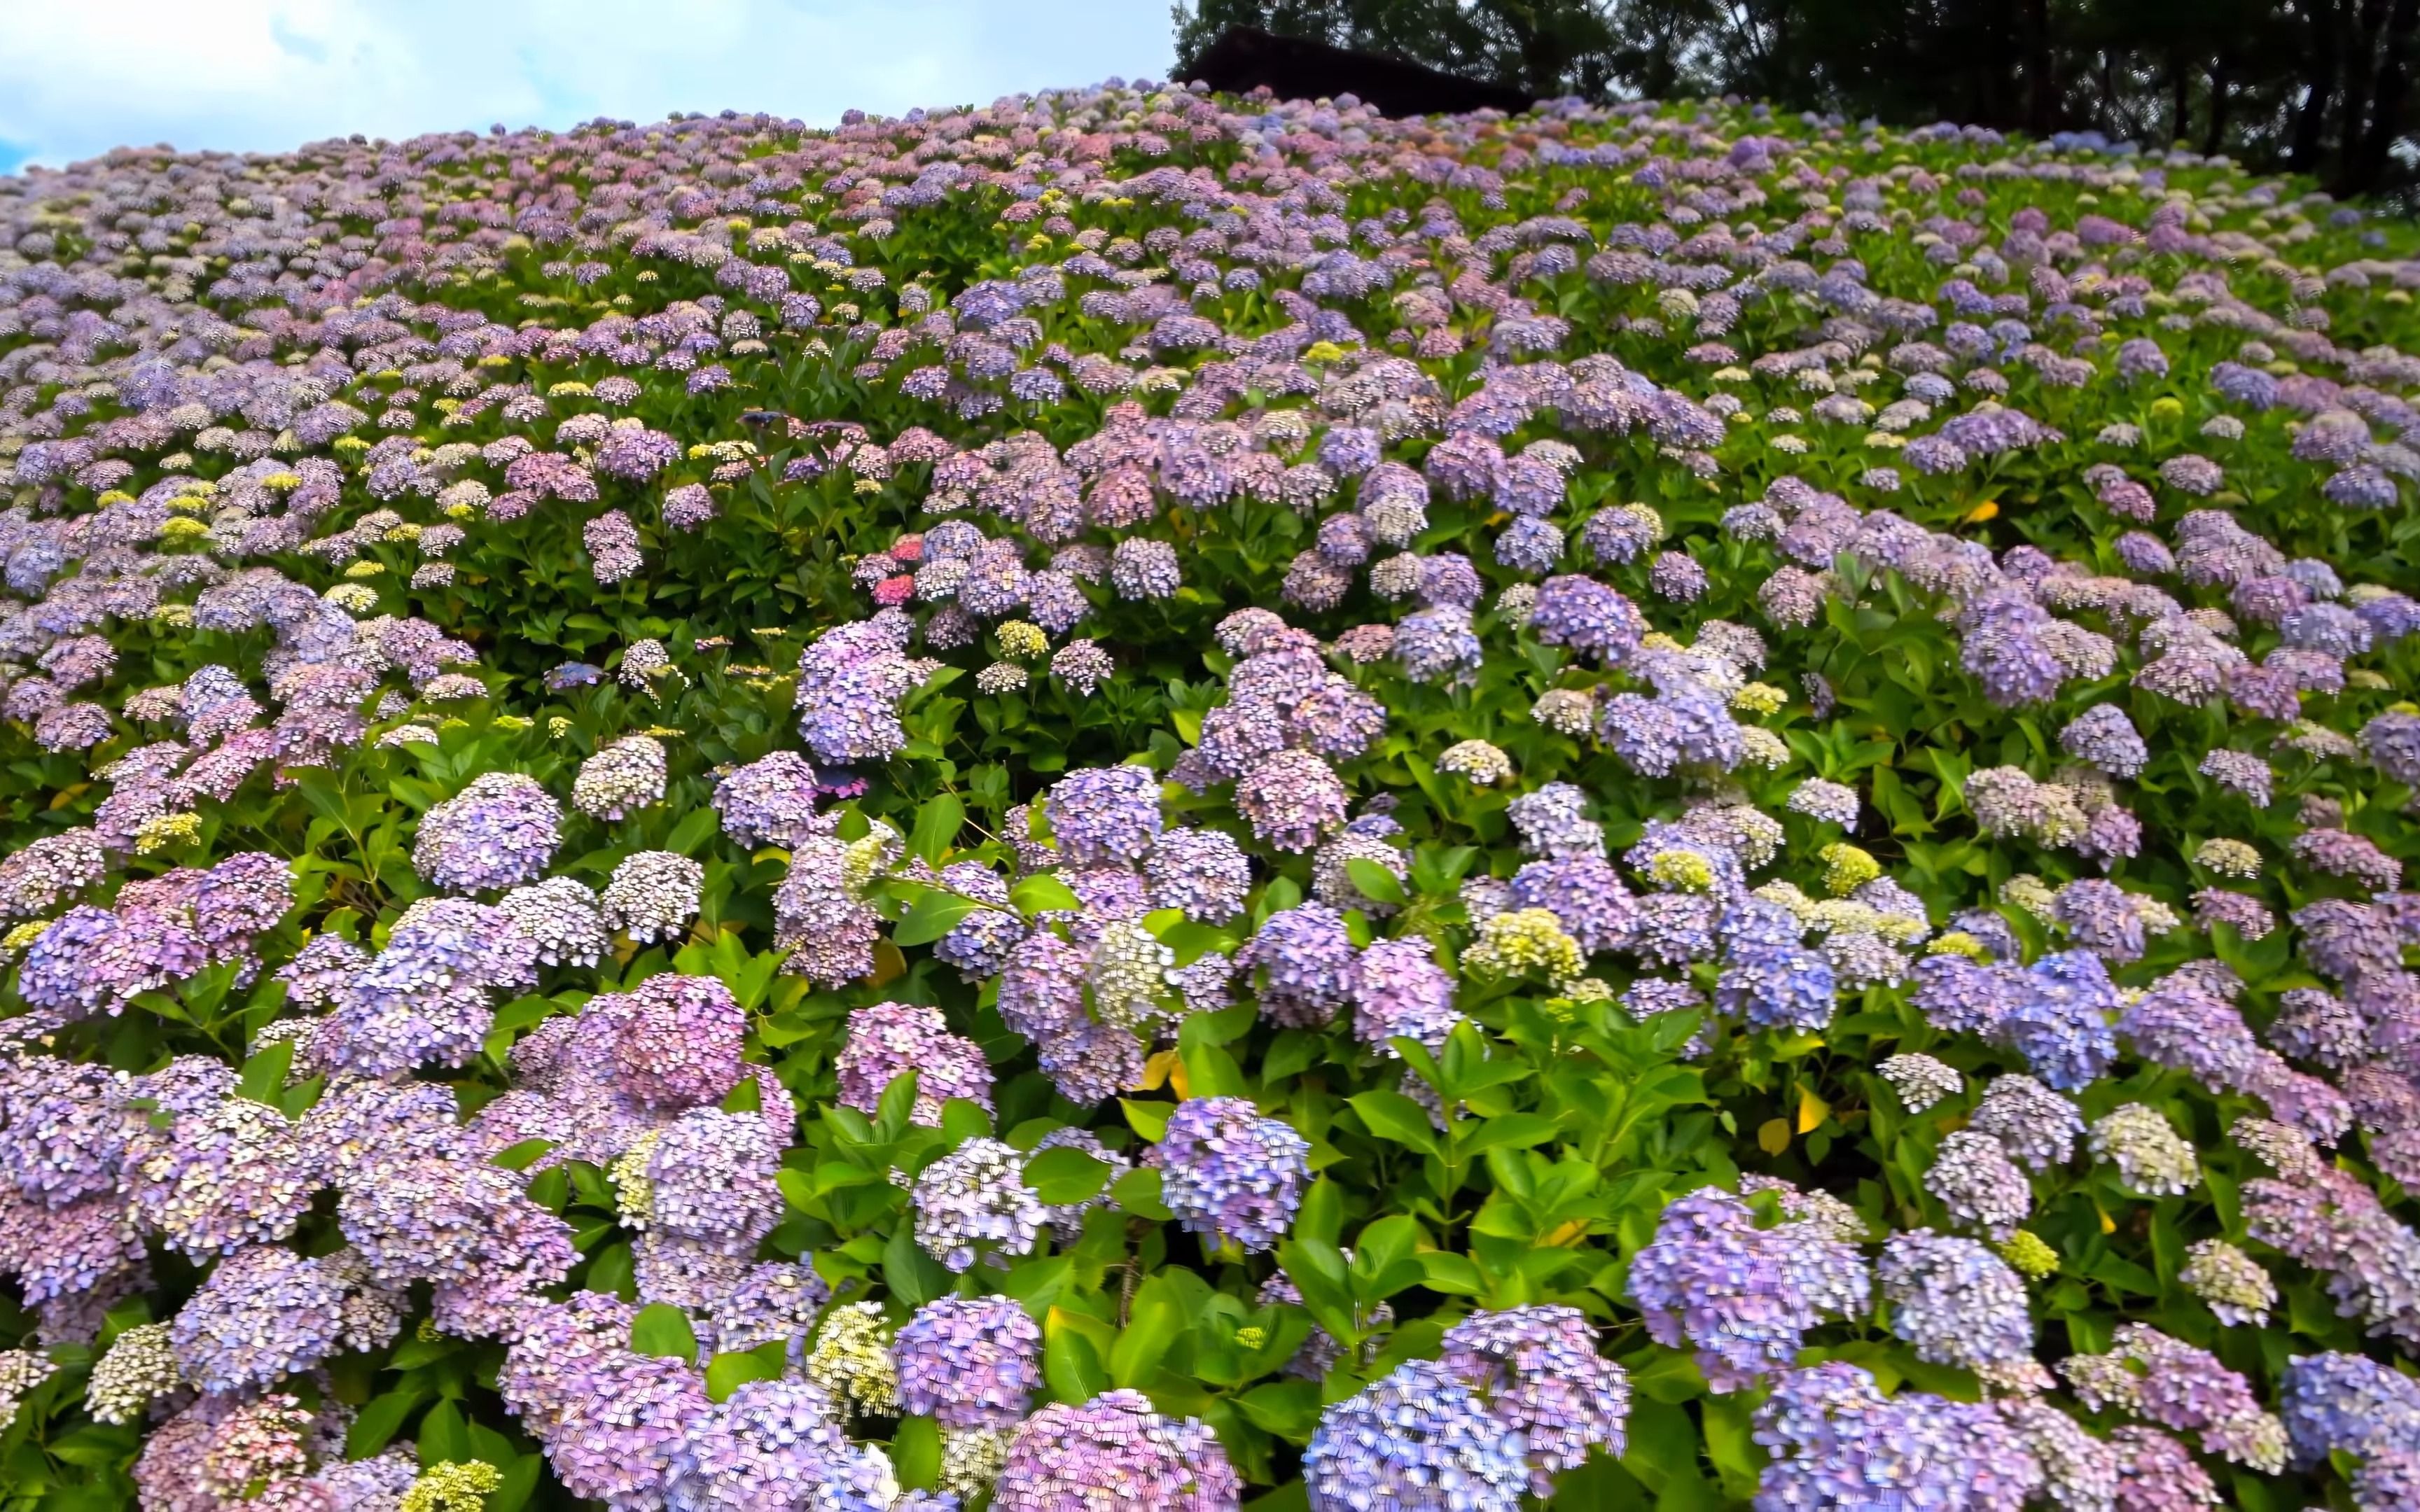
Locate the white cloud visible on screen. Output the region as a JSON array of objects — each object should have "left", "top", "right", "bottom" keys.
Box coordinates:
[{"left": 0, "top": 0, "right": 1179, "bottom": 167}]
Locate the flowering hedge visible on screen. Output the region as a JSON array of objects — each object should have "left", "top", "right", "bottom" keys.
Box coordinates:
[{"left": 1, "top": 73, "right": 2419, "bottom": 1512}]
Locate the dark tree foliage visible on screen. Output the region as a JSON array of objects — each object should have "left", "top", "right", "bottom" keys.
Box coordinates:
[{"left": 1171, "top": 0, "right": 2420, "bottom": 195}]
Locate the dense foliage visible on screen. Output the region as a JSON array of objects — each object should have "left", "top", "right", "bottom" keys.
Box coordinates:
[
  {"left": 1, "top": 70, "right": 2419, "bottom": 1512},
  {"left": 1175, "top": 0, "right": 2420, "bottom": 197}
]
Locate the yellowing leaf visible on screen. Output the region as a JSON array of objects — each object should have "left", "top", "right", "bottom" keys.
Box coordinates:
[
  {"left": 1962, "top": 499, "right": 1999, "bottom": 523},
  {"left": 1797, "top": 1086, "right": 1830, "bottom": 1134},
  {"left": 1758, "top": 1118, "right": 1790, "bottom": 1156},
  {"left": 1139, "top": 1050, "right": 1179, "bottom": 1093},
  {"left": 870, "top": 939, "right": 907, "bottom": 987},
  {"left": 1542, "top": 1219, "right": 1590, "bottom": 1247},
  {"left": 48, "top": 783, "right": 89, "bottom": 810}
]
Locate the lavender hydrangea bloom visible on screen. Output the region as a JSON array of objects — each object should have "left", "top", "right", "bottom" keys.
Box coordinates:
[
  {"left": 1043, "top": 764, "right": 1163, "bottom": 866},
  {"left": 18, "top": 904, "right": 209, "bottom": 1019},
  {"left": 893, "top": 1296, "right": 1043, "bottom": 1430},
  {"left": 712, "top": 750, "right": 828, "bottom": 848},
  {"left": 664, "top": 1378, "right": 849, "bottom": 1512},
  {"left": 1440, "top": 1306, "right": 1629, "bottom": 1494},
  {"left": 318, "top": 897, "right": 536, "bottom": 1075},
  {"left": 1237, "top": 902, "right": 1356, "bottom": 1029},
  {"left": 2060, "top": 704, "right": 2148, "bottom": 778},
  {"left": 1529, "top": 575, "right": 1644, "bottom": 665},
  {"left": 835, "top": 1001, "right": 994, "bottom": 1125},
  {"left": 994, "top": 1390, "right": 1239, "bottom": 1512},
  {"left": 1146, "top": 827, "right": 1252, "bottom": 923},
  {"left": 413, "top": 772, "right": 562, "bottom": 892},
  {"left": 913, "top": 1138, "right": 1043, "bottom": 1272},
  {"left": 1629, "top": 1186, "right": 1870, "bottom": 1392},
  {"left": 1157, "top": 1097, "right": 1310, "bottom": 1253},
  {"left": 1755, "top": 1363, "right": 2043, "bottom": 1512},
  {"left": 1970, "top": 1075, "right": 2085, "bottom": 1171},
  {"left": 2000, "top": 951, "right": 2121, "bottom": 1091},
  {"left": 167, "top": 1245, "right": 351, "bottom": 1393},
  {"left": 1879, "top": 1230, "right": 2035, "bottom": 1371},
  {"left": 1304, "top": 1360, "right": 1529, "bottom": 1512},
  {"left": 1348, "top": 936, "right": 1461, "bottom": 1052}
]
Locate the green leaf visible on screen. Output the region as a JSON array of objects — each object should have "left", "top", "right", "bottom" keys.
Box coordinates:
[
  {"left": 1110, "top": 1283, "right": 1188, "bottom": 1387},
  {"left": 1044, "top": 1318, "right": 1108, "bottom": 1404},
  {"left": 347, "top": 1390, "right": 426, "bottom": 1457},
  {"left": 940, "top": 1097, "right": 994, "bottom": 1146},
  {"left": 631, "top": 1303, "right": 698, "bottom": 1359},
  {"left": 236, "top": 1040, "right": 293, "bottom": 1105},
  {"left": 1111, "top": 1166, "right": 1173, "bottom": 1221},
  {"left": 1235, "top": 1378, "right": 1322, "bottom": 1439},
  {"left": 893, "top": 886, "right": 983, "bottom": 946},
  {"left": 705, "top": 1342, "right": 789, "bottom": 1402},
  {"left": 1458, "top": 1112, "right": 1562, "bottom": 1154},
  {"left": 875, "top": 1071, "right": 921, "bottom": 1136},
  {"left": 416, "top": 1400, "right": 471, "bottom": 1466},
  {"left": 585, "top": 1240, "right": 636, "bottom": 1301},
  {"left": 1176, "top": 1001, "right": 1257, "bottom": 1048},
  {"left": 489, "top": 1138, "right": 557, "bottom": 1172},
  {"left": 1261, "top": 1030, "right": 1323, "bottom": 1085},
  {"left": 908, "top": 792, "right": 965, "bottom": 865},
  {"left": 891, "top": 1414, "right": 944, "bottom": 1490},
  {"left": 1622, "top": 1398, "right": 1706, "bottom": 1493},
  {"left": 1181, "top": 1040, "right": 1248, "bottom": 1099},
  {"left": 1010, "top": 874, "right": 1081, "bottom": 916},
  {"left": 1348, "top": 1089, "right": 1441, "bottom": 1154},
  {"left": 1025, "top": 1144, "right": 1112, "bottom": 1205},
  {"left": 1120, "top": 1098, "right": 1172, "bottom": 1142},
  {"left": 492, "top": 1454, "right": 544, "bottom": 1512},
  {"left": 1295, "top": 1177, "right": 1345, "bottom": 1248},
  {"left": 665, "top": 804, "right": 723, "bottom": 858},
  {"left": 1702, "top": 1392, "right": 1762, "bottom": 1497},
  {"left": 1353, "top": 1214, "right": 1421, "bottom": 1276},
  {"left": 1345, "top": 858, "right": 1407, "bottom": 906},
  {"left": 885, "top": 1223, "right": 947, "bottom": 1306},
  {"left": 1417, "top": 1251, "right": 1484, "bottom": 1294}
]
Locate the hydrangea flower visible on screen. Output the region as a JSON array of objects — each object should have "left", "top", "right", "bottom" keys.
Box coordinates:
[{"left": 1157, "top": 1097, "right": 1310, "bottom": 1253}]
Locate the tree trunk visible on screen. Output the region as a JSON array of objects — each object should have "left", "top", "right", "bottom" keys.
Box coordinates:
[
  {"left": 2204, "top": 54, "right": 2232, "bottom": 155},
  {"left": 2342, "top": 0, "right": 2389, "bottom": 184},
  {"left": 2293, "top": 0, "right": 2340, "bottom": 171},
  {"left": 2024, "top": 0, "right": 2054, "bottom": 134},
  {"left": 2355, "top": 0, "right": 2420, "bottom": 189},
  {"left": 2171, "top": 53, "right": 2192, "bottom": 144}
]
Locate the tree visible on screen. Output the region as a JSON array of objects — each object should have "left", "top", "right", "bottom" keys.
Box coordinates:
[{"left": 1171, "top": 0, "right": 2420, "bottom": 194}]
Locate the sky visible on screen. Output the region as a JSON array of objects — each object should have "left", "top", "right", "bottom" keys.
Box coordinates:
[{"left": 0, "top": 0, "right": 1183, "bottom": 174}]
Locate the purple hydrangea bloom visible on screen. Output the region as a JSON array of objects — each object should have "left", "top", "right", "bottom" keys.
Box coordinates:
[
  {"left": 1156, "top": 1096, "right": 1310, "bottom": 1253},
  {"left": 1146, "top": 827, "right": 1252, "bottom": 923},
  {"left": 835, "top": 1001, "right": 994, "bottom": 1126},
  {"left": 893, "top": 1295, "right": 1043, "bottom": 1430},
  {"left": 712, "top": 751, "right": 828, "bottom": 848},
  {"left": 2001, "top": 951, "right": 2121, "bottom": 1091},
  {"left": 1237, "top": 902, "right": 1356, "bottom": 1029},
  {"left": 1629, "top": 1186, "right": 1870, "bottom": 1392},
  {"left": 664, "top": 1378, "right": 849, "bottom": 1512},
  {"left": 1440, "top": 1306, "right": 1630, "bottom": 1494},
  {"left": 1348, "top": 936, "right": 1461, "bottom": 1052},
  {"left": 1879, "top": 1229, "right": 2035, "bottom": 1371},
  {"left": 1529, "top": 575, "right": 1644, "bottom": 665},
  {"left": 413, "top": 772, "right": 563, "bottom": 892},
  {"left": 994, "top": 1390, "right": 1239, "bottom": 1512},
  {"left": 1304, "top": 1360, "right": 1529, "bottom": 1512}
]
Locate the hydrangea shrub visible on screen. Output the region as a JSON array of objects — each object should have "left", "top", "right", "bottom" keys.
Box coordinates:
[{"left": 0, "top": 72, "right": 2416, "bottom": 1512}]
